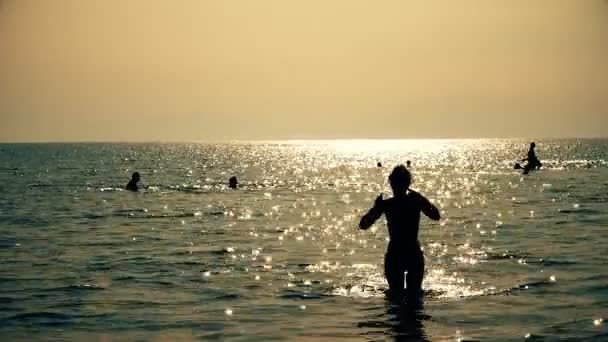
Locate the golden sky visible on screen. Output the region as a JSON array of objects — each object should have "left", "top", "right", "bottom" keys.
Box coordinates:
[{"left": 1, "top": 0, "right": 607, "bottom": 141}]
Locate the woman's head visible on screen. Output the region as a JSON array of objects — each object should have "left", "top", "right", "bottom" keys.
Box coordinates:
[{"left": 389, "top": 165, "right": 411, "bottom": 194}]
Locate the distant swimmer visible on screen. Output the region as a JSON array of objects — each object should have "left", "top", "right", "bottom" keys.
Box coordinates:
[
  {"left": 229, "top": 176, "right": 238, "bottom": 189},
  {"left": 377, "top": 162, "right": 383, "bottom": 168},
  {"left": 522, "top": 142, "right": 542, "bottom": 174},
  {"left": 126, "top": 172, "right": 140, "bottom": 192},
  {"left": 406, "top": 160, "right": 411, "bottom": 168},
  {"left": 359, "top": 165, "right": 441, "bottom": 301}
]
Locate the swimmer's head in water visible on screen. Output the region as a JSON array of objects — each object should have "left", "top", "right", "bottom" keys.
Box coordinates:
[
  {"left": 229, "top": 176, "right": 238, "bottom": 189},
  {"left": 132, "top": 172, "right": 140, "bottom": 182},
  {"left": 389, "top": 165, "right": 411, "bottom": 194}
]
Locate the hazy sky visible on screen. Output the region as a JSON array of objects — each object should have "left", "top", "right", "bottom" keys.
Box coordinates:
[{"left": 1, "top": 0, "right": 607, "bottom": 141}]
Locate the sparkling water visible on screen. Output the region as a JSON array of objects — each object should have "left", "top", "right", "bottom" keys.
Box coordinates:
[{"left": 1, "top": 139, "right": 606, "bottom": 340}]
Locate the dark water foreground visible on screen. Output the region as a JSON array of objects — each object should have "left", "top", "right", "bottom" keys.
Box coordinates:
[{"left": 0, "top": 140, "right": 607, "bottom": 341}]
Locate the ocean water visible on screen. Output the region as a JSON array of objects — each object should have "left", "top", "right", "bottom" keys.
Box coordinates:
[{"left": 0, "top": 139, "right": 607, "bottom": 341}]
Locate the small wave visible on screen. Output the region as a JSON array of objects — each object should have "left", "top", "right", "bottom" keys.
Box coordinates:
[
  {"left": 0, "top": 238, "right": 18, "bottom": 248},
  {"left": 510, "top": 279, "right": 553, "bottom": 291},
  {"left": 485, "top": 251, "right": 531, "bottom": 261},
  {"left": 579, "top": 274, "right": 608, "bottom": 282},
  {"left": 28, "top": 183, "right": 87, "bottom": 189},
  {"left": 478, "top": 279, "right": 556, "bottom": 297},
  {"left": 121, "top": 213, "right": 204, "bottom": 219},
  {"left": 211, "top": 248, "right": 236, "bottom": 255},
  {"left": 27, "top": 183, "right": 55, "bottom": 188},
  {"left": 64, "top": 284, "right": 106, "bottom": 291},
  {"left": 173, "top": 260, "right": 206, "bottom": 266},
  {"left": 332, "top": 284, "right": 385, "bottom": 298},
  {"left": 533, "top": 258, "right": 577, "bottom": 266},
  {"left": 109, "top": 208, "right": 222, "bottom": 219},
  {"left": 3, "top": 216, "right": 50, "bottom": 228},
  {"left": 475, "top": 251, "right": 576, "bottom": 267},
  {"left": 3, "top": 312, "right": 73, "bottom": 326},
  {"left": 279, "top": 289, "right": 331, "bottom": 300},
  {"left": 112, "top": 256, "right": 155, "bottom": 264},
  {"left": 27, "top": 284, "right": 107, "bottom": 294},
  {"left": 0, "top": 297, "right": 16, "bottom": 304},
  {"left": 82, "top": 213, "right": 106, "bottom": 220},
  {"left": 111, "top": 276, "right": 177, "bottom": 288},
  {"left": 210, "top": 293, "right": 241, "bottom": 301},
  {"left": 175, "top": 185, "right": 218, "bottom": 193},
  {"left": 99, "top": 187, "right": 124, "bottom": 192},
  {"left": 558, "top": 208, "right": 600, "bottom": 215},
  {"left": 113, "top": 275, "right": 137, "bottom": 282},
  {"left": 114, "top": 208, "right": 149, "bottom": 214}
]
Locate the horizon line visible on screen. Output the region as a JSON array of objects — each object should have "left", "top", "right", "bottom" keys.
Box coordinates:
[{"left": 1, "top": 136, "right": 607, "bottom": 144}]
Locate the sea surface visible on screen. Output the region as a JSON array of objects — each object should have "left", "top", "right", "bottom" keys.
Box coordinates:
[{"left": 0, "top": 139, "right": 607, "bottom": 341}]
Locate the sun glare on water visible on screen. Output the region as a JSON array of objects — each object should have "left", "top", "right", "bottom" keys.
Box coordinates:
[{"left": 293, "top": 139, "right": 458, "bottom": 155}]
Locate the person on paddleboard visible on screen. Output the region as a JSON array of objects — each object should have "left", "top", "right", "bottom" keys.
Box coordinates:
[
  {"left": 522, "top": 142, "right": 542, "bottom": 174},
  {"left": 359, "top": 165, "right": 440, "bottom": 300}
]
